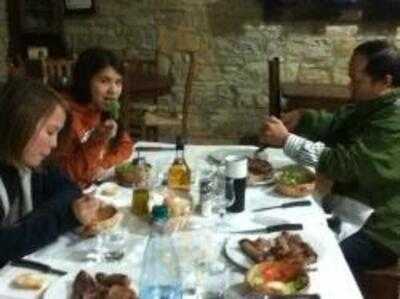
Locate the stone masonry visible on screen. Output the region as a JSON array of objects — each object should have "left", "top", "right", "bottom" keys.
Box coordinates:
[{"left": 3, "top": 0, "right": 400, "bottom": 143}]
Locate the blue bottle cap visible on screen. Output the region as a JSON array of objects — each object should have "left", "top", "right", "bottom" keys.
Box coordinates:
[{"left": 152, "top": 204, "right": 169, "bottom": 222}]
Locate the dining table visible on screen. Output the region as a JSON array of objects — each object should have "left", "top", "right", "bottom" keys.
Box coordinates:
[{"left": 0, "top": 142, "right": 363, "bottom": 299}]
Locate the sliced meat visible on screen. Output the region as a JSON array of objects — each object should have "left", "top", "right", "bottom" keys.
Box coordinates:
[
  {"left": 239, "top": 239, "right": 265, "bottom": 263},
  {"left": 248, "top": 157, "right": 273, "bottom": 176},
  {"left": 95, "top": 272, "right": 131, "bottom": 288},
  {"left": 105, "top": 285, "right": 137, "bottom": 299},
  {"left": 72, "top": 270, "right": 97, "bottom": 299}
]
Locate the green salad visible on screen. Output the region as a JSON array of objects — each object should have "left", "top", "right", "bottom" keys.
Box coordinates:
[
  {"left": 283, "top": 274, "right": 309, "bottom": 294},
  {"left": 277, "top": 165, "right": 315, "bottom": 186},
  {"left": 115, "top": 160, "right": 151, "bottom": 174},
  {"left": 115, "top": 162, "right": 135, "bottom": 174}
]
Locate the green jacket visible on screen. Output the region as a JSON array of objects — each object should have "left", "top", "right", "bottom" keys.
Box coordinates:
[{"left": 297, "top": 90, "right": 400, "bottom": 255}]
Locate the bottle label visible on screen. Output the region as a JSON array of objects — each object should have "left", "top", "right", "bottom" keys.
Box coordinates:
[{"left": 225, "top": 155, "right": 248, "bottom": 179}]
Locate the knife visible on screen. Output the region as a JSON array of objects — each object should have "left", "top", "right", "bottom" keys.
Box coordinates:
[
  {"left": 10, "top": 259, "right": 67, "bottom": 276},
  {"left": 231, "top": 223, "right": 303, "bottom": 234},
  {"left": 135, "top": 146, "right": 175, "bottom": 152},
  {"left": 252, "top": 200, "right": 311, "bottom": 212}
]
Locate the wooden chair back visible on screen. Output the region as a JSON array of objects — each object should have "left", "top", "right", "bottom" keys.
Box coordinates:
[
  {"left": 123, "top": 51, "right": 196, "bottom": 141},
  {"left": 40, "top": 58, "right": 75, "bottom": 89}
]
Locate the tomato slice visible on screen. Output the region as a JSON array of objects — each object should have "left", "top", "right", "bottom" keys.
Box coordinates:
[{"left": 261, "top": 261, "right": 302, "bottom": 282}]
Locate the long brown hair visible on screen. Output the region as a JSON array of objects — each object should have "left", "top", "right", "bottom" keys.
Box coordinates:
[{"left": 0, "top": 78, "right": 66, "bottom": 167}]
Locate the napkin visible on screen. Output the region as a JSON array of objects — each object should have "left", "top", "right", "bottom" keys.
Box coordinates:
[{"left": 0, "top": 266, "right": 56, "bottom": 299}]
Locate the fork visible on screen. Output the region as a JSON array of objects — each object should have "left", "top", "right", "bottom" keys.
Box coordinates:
[{"left": 253, "top": 144, "right": 269, "bottom": 157}]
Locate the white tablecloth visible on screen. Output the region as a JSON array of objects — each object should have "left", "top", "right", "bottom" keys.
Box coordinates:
[{"left": 0, "top": 142, "right": 363, "bottom": 299}]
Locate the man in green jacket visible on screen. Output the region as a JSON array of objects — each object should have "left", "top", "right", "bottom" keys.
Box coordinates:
[{"left": 263, "top": 40, "right": 400, "bottom": 274}]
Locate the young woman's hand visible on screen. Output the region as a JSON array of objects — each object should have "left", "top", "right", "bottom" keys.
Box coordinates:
[
  {"left": 72, "top": 195, "right": 100, "bottom": 225},
  {"left": 102, "top": 119, "right": 118, "bottom": 140},
  {"left": 92, "top": 119, "right": 118, "bottom": 141}
]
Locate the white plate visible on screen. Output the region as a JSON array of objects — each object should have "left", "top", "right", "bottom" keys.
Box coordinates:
[
  {"left": 43, "top": 264, "right": 138, "bottom": 299},
  {"left": 208, "top": 148, "right": 268, "bottom": 164},
  {"left": 224, "top": 231, "right": 323, "bottom": 270},
  {"left": 96, "top": 182, "right": 121, "bottom": 197}
]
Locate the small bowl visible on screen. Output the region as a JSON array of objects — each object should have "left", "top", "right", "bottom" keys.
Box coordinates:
[
  {"left": 80, "top": 204, "right": 123, "bottom": 237},
  {"left": 115, "top": 161, "right": 151, "bottom": 187}
]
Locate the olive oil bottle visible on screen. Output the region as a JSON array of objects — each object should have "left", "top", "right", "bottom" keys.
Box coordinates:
[
  {"left": 168, "top": 136, "right": 191, "bottom": 191},
  {"left": 132, "top": 157, "right": 151, "bottom": 216}
]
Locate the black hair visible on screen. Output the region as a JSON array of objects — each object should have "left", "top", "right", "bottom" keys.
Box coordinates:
[
  {"left": 71, "top": 47, "right": 124, "bottom": 103},
  {"left": 354, "top": 40, "right": 400, "bottom": 87}
]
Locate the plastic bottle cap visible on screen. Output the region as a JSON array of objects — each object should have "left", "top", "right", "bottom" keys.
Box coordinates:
[{"left": 152, "top": 204, "right": 169, "bottom": 221}]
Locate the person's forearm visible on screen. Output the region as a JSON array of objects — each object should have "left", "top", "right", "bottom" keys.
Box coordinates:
[{"left": 283, "top": 133, "right": 326, "bottom": 167}]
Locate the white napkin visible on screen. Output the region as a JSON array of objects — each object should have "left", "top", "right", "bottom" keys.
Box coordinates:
[
  {"left": 328, "top": 195, "right": 374, "bottom": 241},
  {"left": 0, "top": 266, "right": 56, "bottom": 299}
]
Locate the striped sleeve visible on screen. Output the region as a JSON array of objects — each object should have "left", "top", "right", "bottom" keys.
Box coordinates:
[{"left": 283, "top": 134, "right": 326, "bottom": 167}]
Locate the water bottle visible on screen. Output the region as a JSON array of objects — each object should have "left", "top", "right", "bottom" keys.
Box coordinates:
[{"left": 139, "top": 205, "right": 183, "bottom": 299}]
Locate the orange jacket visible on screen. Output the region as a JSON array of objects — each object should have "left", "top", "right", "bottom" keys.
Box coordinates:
[{"left": 57, "top": 96, "right": 134, "bottom": 188}]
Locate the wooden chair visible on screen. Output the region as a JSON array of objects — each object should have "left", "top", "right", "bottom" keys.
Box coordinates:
[
  {"left": 40, "top": 58, "right": 75, "bottom": 90},
  {"left": 358, "top": 262, "right": 400, "bottom": 299},
  {"left": 124, "top": 51, "right": 196, "bottom": 141}
]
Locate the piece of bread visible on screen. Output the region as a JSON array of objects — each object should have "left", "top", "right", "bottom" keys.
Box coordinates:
[
  {"left": 275, "top": 165, "right": 316, "bottom": 197},
  {"left": 100, "top": 183, "right": 119, "bottom": 197},
  {"left": 164, "top": 190, "right": 192, "bottom": 217},
  {"left": 81, "top": 205, "right": 123, "bottom": 237},
  {"left": 13, "top": 273, "right": 46, "bottom": 290}
]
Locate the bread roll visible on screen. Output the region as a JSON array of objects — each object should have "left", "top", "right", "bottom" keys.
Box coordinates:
[{"left": 13, "top": 273, "right": 46, "bottom": 290}]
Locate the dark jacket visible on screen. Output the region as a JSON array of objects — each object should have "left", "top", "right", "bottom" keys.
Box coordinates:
[
  {"left": 0, "top": 163, "right": 81, "bottom": 266},
  {"left": 296, "top": 90, "right": 400, "bottom": 255}
]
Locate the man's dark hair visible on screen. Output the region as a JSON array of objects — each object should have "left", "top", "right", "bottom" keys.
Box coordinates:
[
  {"left": 354, "top": 40, "right": 400, "bottom": 87},
  {"left": 71, "top": 47, "right": 124, "bottom": 104}
]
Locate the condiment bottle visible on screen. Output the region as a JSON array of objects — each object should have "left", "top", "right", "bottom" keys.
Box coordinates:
[
  {"left": 167, "top": 136, "right": 191, "bottom": 192},
  {"left": 132, "top": 157, "right": 151, "bottom": 216}
]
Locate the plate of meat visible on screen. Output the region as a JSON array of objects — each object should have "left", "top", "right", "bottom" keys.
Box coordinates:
[
  {"left": 224, "top": 231, "right": 320, "bottom": 270},
  {"left": 208, "top": 149, "right": 275, "bottom": 186},
  {"left": 43, "top": 265, "right": 138, "bottom": 299}
]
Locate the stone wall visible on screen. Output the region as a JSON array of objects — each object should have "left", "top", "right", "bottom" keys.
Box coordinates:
[
  {"left": 0, "top": 0, "right": 8, "bottom": 82},
  {"left": 7, "top": 0, "right": 400, "bottom": 143}
]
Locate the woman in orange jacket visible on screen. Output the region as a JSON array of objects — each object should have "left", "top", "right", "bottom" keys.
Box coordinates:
[{"left": 56, "top": 48, "right": 134, "bottom": 188}]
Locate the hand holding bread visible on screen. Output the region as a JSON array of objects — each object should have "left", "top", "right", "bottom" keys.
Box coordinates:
[{"left": 73, "top": 195, "right": 101, "bottom": 226}]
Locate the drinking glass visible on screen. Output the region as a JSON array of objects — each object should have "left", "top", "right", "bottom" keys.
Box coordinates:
[
  {"left": 84, "top": 227, "right": 127, "bottom": 262},
  {"left": 212, "top": 173, "right": 236, "bottom": 230}
]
